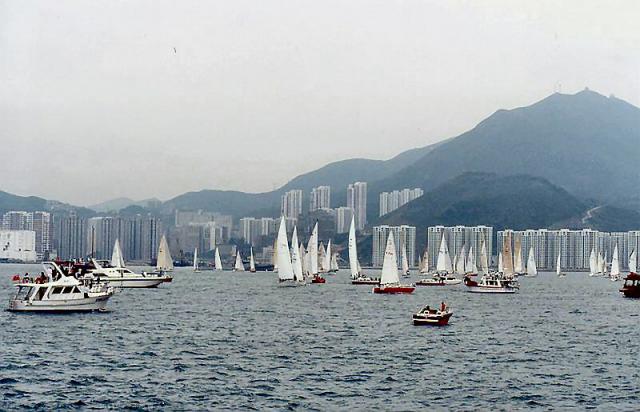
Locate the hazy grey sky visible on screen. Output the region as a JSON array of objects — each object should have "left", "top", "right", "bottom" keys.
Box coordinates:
[{"left": 2, "top": 0, "right": 639, "bottom": 206}]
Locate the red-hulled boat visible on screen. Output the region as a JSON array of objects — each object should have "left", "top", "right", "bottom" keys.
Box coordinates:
[
  {"left": 619, "top": 273, "right": 640, "bottom": 298},
  {"left": 311, "top": 274, "right": 326, "bottom": 284},
  {"left": 372, "top": 231, "right": 414, "bottom": 294},
  {"left": 412, "top": 303, "right": 453, "bottom": 326}
]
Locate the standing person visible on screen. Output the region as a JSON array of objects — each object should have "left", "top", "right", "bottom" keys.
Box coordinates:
[{"left": 441, "top": 301, "right": 446, "bottom": 312}]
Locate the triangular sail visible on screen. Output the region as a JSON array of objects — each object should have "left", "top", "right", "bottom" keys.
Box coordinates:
[
  {"left": 498, "top": 252, "right": 503, "bottom": 273},
  {"left": 272, "top": 238, "right": 278, "bottom": 271},
  {"left": 111, "top": 238, "right": 125, "bottom": 268},
  {"left": 629, "top": 249, "right": 637, "bottom": 273},
  {"left": 276, "top": 216, "right": 294, "bottom": 281},
  {"left": 380, "top": 231, "right": 400, "bottom": 285},
  {"left": 193, "top": 248, "right": 199, "bottom": 271},
  {"left": 156, "top": 235, "right": 174, "bottom": 272},
  {"left": 556, "top": 254, "right": 562, "bottom": 276},
  {"left": 455, "top": 246, "right": 466, "bottom": 274},
  {"left": 235, "top": 251, "right": 245, "bottom": 271},
  {"left": 436, "top": 233, "right": 452, "bottom": 273},
  {"left": 348, "top": 216, "right": 360, "bottom": 279},
  {"left": 611, "top": 244, "right": 620, "bottom": 276},
  {"left": 330, "top": 253, "right": 339, "bottom": 271},
  {"left": 401, "top": 242, "right": 410, "bottom": 274},
  {"left": 526, "top": 246, "right": 537, "bottom": 276},
  {"left": 589, "top": 249, "right": 597, "bottom": 275},
  {"left": 249, "top": 247, "right": 256, "bottom": 272},
  {"left": 514, "top": 236, "right": 523, "bottom": 273},
  {"left": 502, "top": 232, "right": 514, "bottom": 276},
  {"left": 291, "top": 227, "right": 304, "bottom": 282},
  {"left": 597, "top": 252, "right": 604, "bottom": 274},
  {"left": 308, "top": 222, "right": 319, "bottom": 275},
  {"left": 214, "top": 248, "right": 223, "bottom": 271},
  {"left": 323, "top": 240, "right": 332, "bottom": 273},
  {"left": 466, "top": 246, "right": 476, "bottom": 273},
  {"left": 480, "top": 240, "right": 489, "bottom": 275},
  {"left": 420, "top": 250, "right": 430, "bottom": 274},
  {"left": 300, "top": 244, "right": 308, "bottom": 275}
]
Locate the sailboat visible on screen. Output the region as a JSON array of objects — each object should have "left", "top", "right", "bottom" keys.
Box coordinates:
[
  {"left": 234, "top": 251, "right": 245, "bottom": 272},
  {"left": 307, "top": 222, "right": 324, "bottom": 283},
  {"left": 214, "top": 247, "right": 223, "bottom": 271},
  {"left": 597, "top": 252, "right": 605, "bottom": 276},
  {"left": 156, "top": 235, "right": 174, "bottom": 273},
  {"left": 419, "top": 250, "right": 429, "bottom": 275},
  {"left": 300, "top": 244, "right": 308, "bottom": 277},
  {"left": 498, "top": 252, "right": 504, "bottom": 274},
  {"left": 249, "top": 247, "right": 256, "bottom": 273},
  {"left": 610, "top": 244, "right": 621, "bottom": 281},
  {"left": 373, "top": 231, "right": 415, "bottom": 294},
  {"left": 330, "top": 252, "right": 339, "bottom": 272},
  {"left": 513, "top": 236, "right": 524, "bottom": 275},
  {"left": 526, "top": 246, "right": 537, "bottom": 277},
  {"left": 193, "top": 248, "right": 200, "bottom": 273},
  {"left": 401, "top": 241, "right": 411, "bottom": 277},
  {"left": 110, "top": 238, "right": 125, "bottom": 268},
  {"left": 272, "top": 238, "right": 278, "bottom": 272},
  {"left": 454, "top": 246, "right": 466, "bottom": 276},
  {"left": 349, "top": 216, "right": 378, "bottom": 285},
  {"left": 465, "top": 246, "right": 477, "bottom": 275},
  {"left": 324, "top": 240, "right": 337, "bottom": 274},
  {"left": 556, "top": 254, "right": 566, "bottom": 277},
  {"left": 479, "top": 240, "right": 489, "bottom": 276},
  {"left": 290, "top": 226, "right": 306, "bottom": 284},
  {"left": 629, "top": 249, "right": 637, "bottom": 274},
  {"left": 276, "top": 216, "right": 299, "bottom": 287},
  {"left": 318, "top": 242, "right": 327, "bottom": 273},
  {"left": 502, "top": 232, "right": 515, "bottom": 280},
  {"left": 588, "top": 249, "right": 598, "bottom": 277},
  {"left": 417, "top": 233, "right": 461, "bottom": 286}
]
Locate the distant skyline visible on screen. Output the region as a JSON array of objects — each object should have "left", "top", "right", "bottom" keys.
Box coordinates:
[{"left": 2, "top": 1, "right": 639, "bottom": 206}]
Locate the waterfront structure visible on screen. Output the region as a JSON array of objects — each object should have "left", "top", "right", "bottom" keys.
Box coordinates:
[
  {"left": 379, "top": 188, "right": 424, "bottom": 217},
  {"left": 427, "top": 226, "right": 493, "bottom": 272},
  {"left": 310, "top": 186, "right": 331, "bottom": 211},
  {"left": 2, "top": 211, "right": 52, "bottom": 259},
  {"left": 347, "top": 182, "right": 367, "bottom": 230},
  {"left": 497, "top": 228, "right": 640, "bottom": 271},
  {"left": 281, "top": 190, "right": 303, "bottom": 220},
  {"left": 335, "top": 207, "right": 354, "bottom": 234},
  {"left": 372, "top": 225, "right": 416, "bottom": 267},
  {"left": 0, "top": 230, "right": 37, "bottom": 261}
]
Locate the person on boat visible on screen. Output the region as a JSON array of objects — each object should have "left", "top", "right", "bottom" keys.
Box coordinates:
[{"left": 440, "top": 301, "right": 447, "bottom": 312}]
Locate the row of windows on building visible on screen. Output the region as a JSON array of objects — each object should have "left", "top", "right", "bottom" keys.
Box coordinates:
[{"left": 379, "top": 188, "right": 424, "bottom": 217}]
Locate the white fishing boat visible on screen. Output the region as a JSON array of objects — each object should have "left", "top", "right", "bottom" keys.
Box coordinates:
[
  {"left": 234, "top": 251, "right": 245, "bottom": 272},
  {"left": 8, "top": 262, "right": 114, "bottom": 312},
  {"left": 525, "top": 246, "right": 538, "bottom": 277},
  {"left": 556, "top": 254, "right": 566, "bottom": 277},
  {"left": 588, "top": 249, "right": 598, "bottom": 277},
  {"left": 249, "top": 247, "right": 256, "bottom": 273},
  {"left": 290, "top": 226, "right": 306, "bottom": 284},
  {"left": 214, "top": 247, "right": 223, "bottom": 271},
  {"left": 276, "top": 216, "right": 302, "bottom": 287},
  {"left": 349, "top": 216, "right": 378, "bottom": 285},
  {"left": 629, "top": 249, "right": 637, "bottom": 274},
  {"left": 193, "top": 248, "right": 200, "bottom": 273},
  {"left": 401, "top": 242, "right": 411, "bottom": 277},
  {"left": 610, "top": 244, "right": 621, "bottom": 281},
  {"left": 373, "top": 231, "right": 415, "bottom": 294}
]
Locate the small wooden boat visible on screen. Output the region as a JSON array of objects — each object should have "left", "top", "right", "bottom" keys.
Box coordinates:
[{"left": 412, "top": 304, "right": 453, "bottom": 326}]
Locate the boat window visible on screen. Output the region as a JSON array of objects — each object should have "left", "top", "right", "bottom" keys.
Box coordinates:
[
  {"left": 63, "top": 286, "right": 74, "bottom": 294},
  {"left": 72, "top": 286, "right": 81, "bottom": 293},
  {"left": 51, "top": 287, "right": 64, "bottom": 294}
]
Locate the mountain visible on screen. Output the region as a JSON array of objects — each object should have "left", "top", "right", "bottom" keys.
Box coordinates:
[
  {"left": 376, "top": 89, "right": 640, "bottom": 203},
  {"left": 89, "top": 197, "right": 162, "bottom": 213},
  {"left": 0, "top": 190, "right": 94, "bottom": 217}
]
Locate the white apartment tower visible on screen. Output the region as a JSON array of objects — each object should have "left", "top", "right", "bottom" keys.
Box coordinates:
[
  {"left": 347, "top": 182, "right": 367, "bottom": 230},
  {"left": 310, "top": 186, "right": 331, "bottom": 211},
  {"left": 372, "top": 225, "right": 416, "bottom": 267},
  {"left": 281, "top": 190, "right": 303, "bottom": 220}
]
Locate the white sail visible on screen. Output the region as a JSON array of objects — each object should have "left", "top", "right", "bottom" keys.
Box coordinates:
[
  {"left": 611, "top": 244, "right": 620, "bottom": 277},
  {"left": 401, "top": 242, "right": 410, "bottom": 274},
  {"left": 597, "top": 252, "right": 604, "bottom": 274},
  {"left": 436, "top": 233, "right": 453, "bottom": 273},
  {"left": 380, "top": 231, "right": 400, "bottom": 285},
  {"left": 330, "top": 253, "right": 339, "bottom": 271},
  {"left": 556, "top": 253, "right": 562, "bottom": 276},
  {"left": 498, "top": 252, "right": 503, "bottom": 273},
  {"left": 300, "top": 244, "right": 307, "bottom": 275},
  {"left": 234, "top": 251, "right": 245, "bottom": 272},
  {"left": 502, "top": 232, "right": 514, "bottom": 276},
  {"left": 629, "top": 249, "right": 637, "bottom": 273},
  {"left": 324, "top": 240, "right": 332, "bottom": 273},
  {"left": 193, "top": 248, "right": 199, "bottom": 271},
  {"left": 111, "top": 238, "right": 125, "bottom": 268},
  {"left": 513, "top": 236, "right": 523, "bottom": 273},
  {"left": 249, "top": 247, "right": 256, "bottom": 272},
  {"left": 348, "top": 216, "right": 360, "bottom": 279},
  {"left": 526, "top": 246, "right": 537, "bottom": 276},
  {"left": 276, "top": 216, "right": 294, "bottom": 281},
  {"left": 466, "top": 246, "right": 476, "bottom": 273},
  {"left": 420, "top": 250, "right": 429, "bottom": 274},
  {"left": 455, "top": 246, "right": 466, "bottom": 274},
  {"left": 156, "top": 235, "right": 174, "bottom": 272},
  {"left": 272, "top": 238, "right": 278, "bottom": 271},
  {"left": 308, "top": 222, "right": 319, "bottom": 275},
  {"left": 589, "top": 249, "right": 597, "bottom": 275},
  {"left": 290, "top": 227, "right": 304, "bottom": 282},
  {"left": 214, "top": 248, "right": 223, "bottom": 271},
  {"left": 480, "top": 240, "right": 489, "bottom": 275}
]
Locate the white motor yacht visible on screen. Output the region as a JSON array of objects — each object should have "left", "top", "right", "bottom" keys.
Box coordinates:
[
  {"left": 88, "top": 259, "right": 172, "bottom": 288},
  {"left": 8, "top": 262, "right": 113, "bottom": 313},
  {"left": 416, "top": 272, "right": 462, "bottom": 286},
  {"left": 464, "top": 273, "right": 519, "bottom": 293}
]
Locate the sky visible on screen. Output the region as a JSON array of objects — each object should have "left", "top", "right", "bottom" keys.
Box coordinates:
[{"left": 1, "top": 0, "right": 639, "bottom": 206}]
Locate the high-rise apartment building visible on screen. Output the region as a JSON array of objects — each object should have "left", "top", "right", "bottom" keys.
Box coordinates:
[
  {"left": 281, "top": 190, "right": 303, "bottom": 220},
  {"left": 310, "top": 186, "right": 331, "bottom": 211},
  {"left": 372, "top": 225, "right": 416, "bottom": 267},
  {"left": 427, "top": 226, "right": 493, "bottom": 271},
  {"left": 0, "top": 230, "right": 37, "bottom": 261},
  {"left": 2, "top": 211, "right": 52, "bottom": 259},
  {"left": 347, "top": 182, "right": 367, "bottom": 230},
  {"left": 379, "top": 188, "right": 424, "bottom": 217},
  {"left": 335, "top": 207, "right": 354, "bottom": 234}
]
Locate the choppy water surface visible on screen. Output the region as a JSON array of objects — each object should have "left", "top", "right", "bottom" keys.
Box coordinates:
[{"left": 1, "top": 264, "right": 639, "bottom": 410}]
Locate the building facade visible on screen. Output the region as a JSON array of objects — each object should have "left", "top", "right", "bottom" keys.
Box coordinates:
[
  {"left": 2, "top": 211, "right": 52, "bottom": 259},
  {"left": 335, "top": 207, "right": 354, "bottom": 234},
  {"left": 310, "top": 186, "right": 331, "bottom": 211},
  {"left": 281, "top": 190, "right": 303, "bottom": 220},
  {"left": 372, "top": 225, "right": 416, "bottom": 268},
  {"left": 347, "top": 182, "right": 367, "bottom": 230},
  {"left": 426, "top": 225, "right": 493, "bottom": 271},
  {"left": 379, "top": 188, "right": 424, "bottom": 217},
  {"left": 0, "top": 230, "right": 37, "bottom": 261}
]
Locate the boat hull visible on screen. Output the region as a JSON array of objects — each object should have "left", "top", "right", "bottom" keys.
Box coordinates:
[
  {"left": 8, "top": 295, "right": 111, "bottom": 312},
  {"left": 412, "top": 312, "right": 452, "bottom": 326},
  {"left": 373, "top": 285, "right": 415, "bottom": 294},
  {"left": 416, "top": 279, "right": 462, "bottom": 286},
  {"left": 352, "top": 278, "right": 379, "bottom": 285},
  {"left": 311, "top": 276, "right": 326, "bottom": 284},
  {"left": 104, "top": 277, "right": 167, "bottom": 288},
  {"left": 466, "top": 286, "right": 517, "bottom": 294}
]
